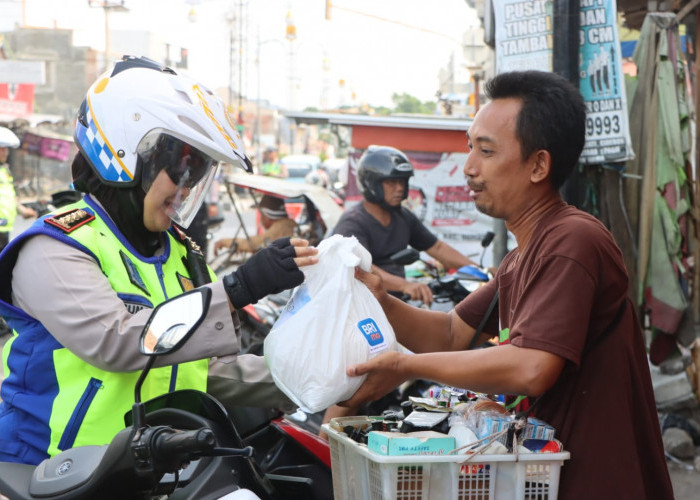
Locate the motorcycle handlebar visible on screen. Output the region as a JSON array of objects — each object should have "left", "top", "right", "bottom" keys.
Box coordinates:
[{"left": 154, "top": 428, "right": 216, "bottom": 458}]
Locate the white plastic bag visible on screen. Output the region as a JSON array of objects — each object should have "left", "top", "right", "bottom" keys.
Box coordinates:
[{"left": 263, "top": 234, "right": 398, "bottom": 412}]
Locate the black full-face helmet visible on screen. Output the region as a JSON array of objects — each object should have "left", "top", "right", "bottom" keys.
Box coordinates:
[{"left": 356, "top": 145, "right": 413, "bottom": 208}]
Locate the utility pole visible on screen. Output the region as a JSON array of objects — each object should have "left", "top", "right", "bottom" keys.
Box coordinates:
[
  {"left": 552, "top": 0, "right": 580, "bottom": 83},
  {"left": 553, "top": 0, "right": 582, "bottom": 207},
  {"left": 88, "top": 1, "right": 129, "bottom": 72},
  {"left": 285, "top": 9, "right": 297, "bottom": 110},
  {"left": 237, "top": 0, "right": 245, "bottom": 129}
]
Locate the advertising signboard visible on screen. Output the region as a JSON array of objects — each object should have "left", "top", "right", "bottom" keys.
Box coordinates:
[
  {"left": 578, "top": 0, "right": 634, "bottom": 164},
  {"left": 493, "top": 0, "right": 553, "bottom": 72},
  {"left": 493, "top": 0, "right": 633, "bottom": 164}
]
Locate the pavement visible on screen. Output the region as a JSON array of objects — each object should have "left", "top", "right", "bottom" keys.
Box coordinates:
[{"left": 669, "top": 461, "right": 700, "bottom": 498}]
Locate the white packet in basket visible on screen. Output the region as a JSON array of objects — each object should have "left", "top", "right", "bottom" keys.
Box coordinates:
[{"left": 263, "top": 234, "right": 398, "bottom": 413}]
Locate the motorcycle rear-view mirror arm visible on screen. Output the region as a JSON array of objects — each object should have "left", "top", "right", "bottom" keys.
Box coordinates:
[{"left": 132, "top": 357, "right": 157, "bottom": 430}]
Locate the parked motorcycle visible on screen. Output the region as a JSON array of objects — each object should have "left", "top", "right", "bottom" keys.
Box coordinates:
[
  {"left": 390, "top": 230, "right": 495, "bottom": 311},
  {"left": 0, "top": 288, "right": 331, "bottom": 500}
]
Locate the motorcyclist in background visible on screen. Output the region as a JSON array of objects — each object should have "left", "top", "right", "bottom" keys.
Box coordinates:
[
  {"left": 332, "top": 145, "right": 479, "bottom": 305},
  {"left": 0, "top": 55, "right": 317, "bottom": 466}
]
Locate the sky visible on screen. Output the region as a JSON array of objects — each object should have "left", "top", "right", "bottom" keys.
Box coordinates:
[{"left": 0, "top": 0, "right": 480, "bottom": 110}]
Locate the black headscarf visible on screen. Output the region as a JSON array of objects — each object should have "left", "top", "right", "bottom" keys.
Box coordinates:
[{"left": 71, "top": 152, "right": 162, "bottom": 257}]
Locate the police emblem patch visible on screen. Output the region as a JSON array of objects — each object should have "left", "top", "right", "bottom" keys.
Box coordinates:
[
  {"left": 45, "top": 208, "right": 95, "bottom": 233},
  {"left": 177, "top": 272, "right": 195, "bottom": 292},
  {"left": 120, "top": 250, "right": 150, "bottom": 296}
]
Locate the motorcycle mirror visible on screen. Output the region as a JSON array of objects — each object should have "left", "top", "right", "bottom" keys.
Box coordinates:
[
  {"left": 479, "top": 231, "right": 496, "bottom": 268},
  {"left": 481, "top": 231, "right": 495, "bottom": 248},
  {"left": 140, "top": 287, "right": 212, "bottom": 356},
  {"left": 132, "top": 288, "right": 212, "bottom": 430},
  {"left": 390, "top": 247, "right": 420, "bottom": 266}
]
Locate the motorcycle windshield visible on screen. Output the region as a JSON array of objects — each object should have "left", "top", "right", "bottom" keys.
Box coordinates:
[{"left": 124, "top": 389, "right": 235, "bottom": 435}]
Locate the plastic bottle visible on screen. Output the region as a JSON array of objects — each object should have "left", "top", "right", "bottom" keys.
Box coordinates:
[{"left": 448, "top": 415, "right": 478, "bottom": 452}]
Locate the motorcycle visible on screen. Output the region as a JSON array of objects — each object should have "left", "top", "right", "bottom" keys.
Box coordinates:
[
  {"left": 0, "top": 288, "right": 331, "bottom": 500},
  {"left": 390, "top": 230, "right": 495, "bottom": 311}
]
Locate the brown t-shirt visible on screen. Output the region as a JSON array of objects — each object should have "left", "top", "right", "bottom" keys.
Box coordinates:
[{"left": 456, "top": 202, "right": 673, "bottom": 499}]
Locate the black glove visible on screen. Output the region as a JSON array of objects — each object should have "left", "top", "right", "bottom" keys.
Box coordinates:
[{"left": 223, "top": 237, "right": 304, "bottom": 309}]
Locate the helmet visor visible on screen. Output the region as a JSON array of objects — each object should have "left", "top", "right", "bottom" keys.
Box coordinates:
[{"left": 138, "top": 131, "right": 218, "bottom": 228}]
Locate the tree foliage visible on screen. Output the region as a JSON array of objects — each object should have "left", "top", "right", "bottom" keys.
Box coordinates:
[{"left": 391, "top": 93, "right": 436, "bottom": 115}]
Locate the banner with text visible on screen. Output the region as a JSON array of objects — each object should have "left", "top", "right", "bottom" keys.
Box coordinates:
[
  {"left": 494, "top": 0, "right": 553, "bottom": 72},
  {"left": 578, "top": 0, "right": 634, "bottom": 164}
]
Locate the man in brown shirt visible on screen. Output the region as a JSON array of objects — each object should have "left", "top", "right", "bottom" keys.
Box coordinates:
[
  {"left": 214, "top": 194, "right": 298, "bottom": 254},
  {"left": 341, "top": 71, "right": 673, "bottom": 499}
]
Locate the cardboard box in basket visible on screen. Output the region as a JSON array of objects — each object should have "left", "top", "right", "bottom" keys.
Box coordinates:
[{"left": 368, "top": 431, "right": 455, "bottom": 456}]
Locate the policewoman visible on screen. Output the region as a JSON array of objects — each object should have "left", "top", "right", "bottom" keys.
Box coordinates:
[
  {"left": 0, "top": 127, "right": 36, "bottom": 252},
  {"left": 0, "top": 56, "right": 317, "bottom": 465},
  {"left": 0, "top": 144, "right": 16, "bottom": 252}
]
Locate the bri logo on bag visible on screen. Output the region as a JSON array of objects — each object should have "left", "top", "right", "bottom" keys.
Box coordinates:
[{"left": 357, "top": 318, "right": 388, "bottom": 354}]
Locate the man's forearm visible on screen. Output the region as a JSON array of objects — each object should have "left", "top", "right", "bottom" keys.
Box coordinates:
[
  {"left": 427, "top": 240, "right": 477, "bottom": 269},
  {"left": 401, "top": 344, "right": 564, "bottom": 397},
  {"left": 379, "top": 295, "right": 456, "bottom": 353},
  {"left": 372, "top": 265, "right": 407, "bottom": 293}
]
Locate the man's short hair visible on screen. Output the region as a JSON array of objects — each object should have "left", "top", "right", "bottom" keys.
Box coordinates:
[
  {"left": 484, "top": 71, "right": 586, "bottom": 189},
  {"left": 257, "top": 194, "right": 288, "bottom": 220}
]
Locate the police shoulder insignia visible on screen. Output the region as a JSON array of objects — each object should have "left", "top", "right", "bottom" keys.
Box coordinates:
[
  {"left": 171, "top": 225, "right": 203, "bottom": 254},
  {"left": 177, "top": 272, "right": 195, "bottom": 292},
  {"left": 45, "top": 208, "right": 95, "bottom": 233}
]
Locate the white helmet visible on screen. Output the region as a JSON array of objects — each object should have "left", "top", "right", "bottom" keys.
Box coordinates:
[
  {"left": 0, "top": 126, "right": 20, "bottom": 148},
  {"left": 74, "top": 55, "right": 252, "bottom": 227}
]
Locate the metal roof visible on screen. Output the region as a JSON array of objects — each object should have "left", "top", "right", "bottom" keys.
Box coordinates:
[{"left": 285, "top": 111, "right": 472, "bottom": 131}]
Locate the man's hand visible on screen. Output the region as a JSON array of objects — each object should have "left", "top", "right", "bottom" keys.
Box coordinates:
[
  {"left": 355, "top": 267, "right": 387, "bottom": 302},
  {"left": 401, "top": 281, "right": 433, "bottom": 305},
  {"left": 339, "top": 351, "right": 408, "bottom": 408},
  {"left": 17, "top": 204, "right": 37, "bottom": 219},
  {"left": 223, "top": 237, "right": 318, "bottom": 309}
]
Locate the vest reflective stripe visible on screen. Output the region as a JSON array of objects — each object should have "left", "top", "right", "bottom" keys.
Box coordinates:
[
  {"left": 261, "top": 162, "right": 282, "bottom": 176},
  {"left": 0, "top": 196, "right": 208, "bottom": 461},
  {"left": 0, "top": 165, "right": 17, "bottom": 232}
]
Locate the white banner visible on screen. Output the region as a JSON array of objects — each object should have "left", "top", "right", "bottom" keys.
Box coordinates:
[{"left": 494, "top": 0, "right": 553, "bottom": 72}]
